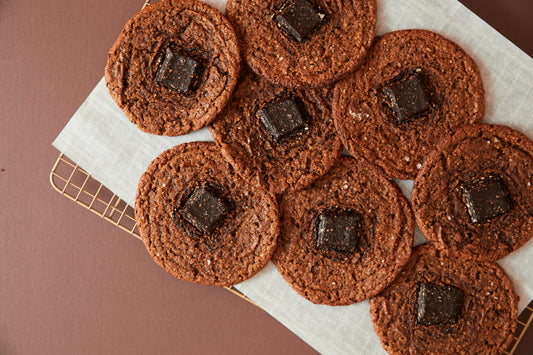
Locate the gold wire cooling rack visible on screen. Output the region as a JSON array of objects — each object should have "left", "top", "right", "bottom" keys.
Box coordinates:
[{"left": 50, "top": 153, "right": 532, "bottom": 354}]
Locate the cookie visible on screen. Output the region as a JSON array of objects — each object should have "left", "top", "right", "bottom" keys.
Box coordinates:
[
  {"left": 370, "top": 244, "right": 518, "bottom": 355},
  {"left": 333, "top": 29, "right": 485, "bottom": 179},
  {"left": 105, "top": 0, "right": 240, "bottom": 136},
  {"left": 209, "top": 67, "right": 343, "bottom": 195},
  {"left": 226, "top": 0, "right": 376, "bottom": 88},
  {"left": 412, "top": 124, "right": 533, "bottom": 262},
  {"left": 135, "top": 142, "right": 279, "bottom": 286},
  {"left": 271, "top": 156, "right": 414, "bottom": 305}
]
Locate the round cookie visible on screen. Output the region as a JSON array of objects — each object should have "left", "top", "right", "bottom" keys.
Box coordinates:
[
  {"left": 209, "top": 67, "right": 343, "bottom": 195},
  {"left": 271, "top": 156, "right": 414, "bottom": 305},
  {"left": 370, "top": 244, "right": 518, "bottom": 355},
  {"left": 105, "top": 0, "right": 240, "bottom": 136},
  {"left": 412, "top": 124, "right": 533, "bottom": 262},
  {"left": 135, "top": 142, "right": 279, "bottom": 286},
  {"left": 226, "top": 0, "right": 376, "bottom": 88},
  {"left": 333, "top": 29, "right": 485, "bottom": 179}
]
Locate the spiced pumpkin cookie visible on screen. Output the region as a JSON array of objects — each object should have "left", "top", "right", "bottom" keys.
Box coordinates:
[
  {"left": 333, "top": 29, "right": 485, "bottom": 179},
  {"left": 209, "top": 67, "right": 343, "bottom": 195},
  {"left": 226, "top": 0, "right": 376, "bottom": 88},
  {"left": 272, "top": 156, "right": 414, "bottom": 305},
  {"left": 412, "top": 124, "right": 533, "bottom": 261},
  {"left": 135, "top": 142, "right": 279, "bottom": 286},
  {"left": 105, "top": 0, "right": 240, "bottom": 136},
  {"left": 370, "top": 244, "right": 518, "bottom": 355}
]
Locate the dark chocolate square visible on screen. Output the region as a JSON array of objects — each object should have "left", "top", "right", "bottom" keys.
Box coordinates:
[
  {"left": 382, "top": 70, "right": 432, "bottom": 124},
  {"left": 258, "top": 98, "right": 306, "bottom": 142},
  {"left": 417, "top": 283, "right": 463, "bottom": 326},
  {"left": 275, "top": 0, "right": 325, "bottom": 43},
  {"left": 156, "top": 47, "right": 201, "bottom": 94},
  {"left": 462, "top": 174, "right": 512, "bottom": 224},
  {"left": 315, "top": 209, "right": 361, "bottom": 254},
  {"left": 179, "top": 187, "right": 229, "bottom": 234}
]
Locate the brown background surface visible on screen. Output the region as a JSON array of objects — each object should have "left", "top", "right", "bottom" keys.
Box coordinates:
[{"left": 1, "top": 0, "right": 532, "bottom": 354}]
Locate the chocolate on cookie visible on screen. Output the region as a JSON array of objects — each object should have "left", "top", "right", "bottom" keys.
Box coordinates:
[
  {"left": 105, "top": 0, "right": 240, "bottom": 136},
  {"left": 135, "top": 142, "right": 279, "bottom": 286},
  {"left": 226, "top": 0, "right": 376, "bottom": 88},
  {"left": 333, "top": 29, "right": 485, "bottom": 179},
  {"left": 209, "top": 67, "right": 343, "bottom": 195},
  {"left": 412, "top": 124, "right": 533, "bottom": 261},
  {"left": 272, "top": 156, "right": 414, "bottom": 305},
  {"left": 370, "top": 245, "right": 518, "bottom": 355}
]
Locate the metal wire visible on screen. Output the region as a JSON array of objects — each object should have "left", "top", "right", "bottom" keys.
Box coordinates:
[
  {"left": 142, "top": 0, "right": 151, "bottom": 10},
  {"left": 505, "top": 304, "right": 533, "bottom": 354},
  {"left": 50, "top": 153, "right": 140, "bottom": 239}
]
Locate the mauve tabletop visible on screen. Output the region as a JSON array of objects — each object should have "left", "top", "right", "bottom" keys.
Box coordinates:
[{"left": 1, "top": 1, "right": 532, "bottom": 354}]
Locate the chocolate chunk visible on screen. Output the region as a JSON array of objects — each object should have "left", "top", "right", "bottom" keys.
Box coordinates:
[
  {"left": 417, "top": 282, "right": 463, "bottom": 325},
  {"left": 382, "top": 70, "right": 432, "bottom": 124},
  {"left": 258, "top": 98, "right": 306, "bottom": 142},
  {"left": 462, "top": 175, "right": 512, "bottom": 224},
  {"left": 179, "top": 186, "right": 229, "bottom": 234},
  {"left": 275, "top": 0, "right": 325, "bottom": 43},
  {"left": 315, "top": 209, "right": 361, "bottom": 254},
  {"left": 156, "top": 47, "right": 201, "bottom": 94}
]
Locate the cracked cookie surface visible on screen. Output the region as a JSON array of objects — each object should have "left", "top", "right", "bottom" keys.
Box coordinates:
[
  {"left": 135, "top": 142, "right": 278, "bottom": 286},
  {"left": 370, "top": 245, "right": 518, "bottom": 355},
  {"left": 272, "top": 156, "right": 414, "bottom": 305},
  {"left": 333, "top": 29, "right": 485, "bottom": 179},
  {"left": 105, "top": 0, "right": 240, "bottom": 136},
  {"left": 412, "top": 124, "right": 533, "bottom": 261}
]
